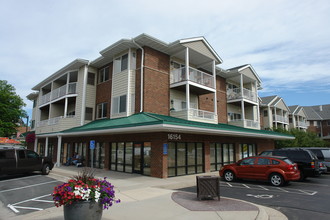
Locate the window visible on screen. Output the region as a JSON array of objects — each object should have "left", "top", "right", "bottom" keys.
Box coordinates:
[
  {"left": 33, "top": 100, "right": 37, "bottom": 108},
  {"left": 257, "top": 158, "right": 270, "bottom": 165},
  {"left": 240, "top": 158, "right": 255, "bottom": 165},
  {"left": 31, "top": 120, "right": 35, "bottom": 129},
  {"left": 112, "top": 95, "right": 127, "bottom": 114},
  {"left": 114, "top": 54, "right": 128, "bottom": 74},
  {"left": 327, "top": 120, "right": 330, "bottom": 126},
  {"left": 167, "top": 142, "right": 204, "bottom": 177},
  {"left": 85, "top": 107, "right": 93, "bottom": 120},
  {"left": 97, "top": 103, "right": 108, "bottom": 119},
  {"left": 228, "top": 113, "right": 241, "bottom": 121},
  {"left": 87, "top": 72, "right": 95, "bottom": 85},
  {"left": 239, "top": 144, "right": 257, "bottom": 159},
  {"left": 263, "top": 110, "right": 268, "bottom": 117},
  {"left": 98, "top": 66, "right": 109, "bottom": 83}
]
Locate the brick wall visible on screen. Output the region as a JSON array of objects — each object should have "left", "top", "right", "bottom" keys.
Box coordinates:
[
  {"left": 198, "top": 75, "right": 227, "bottom": 123},
  {"left": 143, "top": 46, "right": 170, "bottom": 115}
]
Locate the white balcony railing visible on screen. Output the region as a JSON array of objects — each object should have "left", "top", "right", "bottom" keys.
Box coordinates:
[
  {"left": 171, "top": 67, "right": 214, "bottom": 89},
  {"left": 170, "top": 108, "right": 217, "bottom": 123},
  {"left": 273, "top": 115, "right": 289, "bottom": 123},
  {"left": 37, "top": 115, "right": 77, "bottom": 127},
  {"left": 228, "top": 119, "right": 260, "bottom": 129},
  {"left": 40, "top": 93, "right": 51, "bottom": 105},
  {"left": 39, "top": 82, "right": 77, "bottom": 106},
  {"left": 227, "top": 88, "right": 257, "bottom": 102},
  {"left": 297, "top": 121, "right": 307, "bottom": 128}
]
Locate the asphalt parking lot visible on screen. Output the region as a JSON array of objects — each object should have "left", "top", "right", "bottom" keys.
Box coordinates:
[
  {"left": 0, "top": 174, "right": 61, "bottom": 217},
  {"left": 179, "top": 173, "right": 330, "bottom": 220}
]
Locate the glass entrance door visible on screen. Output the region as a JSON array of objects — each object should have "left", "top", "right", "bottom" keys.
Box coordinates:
[{"left": 133, "top": 143, "right": 142, "bottom": 173}]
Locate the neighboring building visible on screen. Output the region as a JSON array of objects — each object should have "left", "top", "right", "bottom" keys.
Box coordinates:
[
  {"left": 303, "top": 105, "right": 330, "bottom": 140},
  {"left": 27, "top": 34, "right": 293, "bottom": 178},
  {"left": 288, "top": 105, "right": 308, "bottom": 131},
  {"left": 225, "top": 65, "right": 261, "bottom": 130},
  {"left": 260, "top": 96, "right": 290, "bottom": 130}
]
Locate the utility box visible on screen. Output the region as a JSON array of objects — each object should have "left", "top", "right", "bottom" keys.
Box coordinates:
[{"left": 196, "top": 176, "right": 220, "bottom": 200}]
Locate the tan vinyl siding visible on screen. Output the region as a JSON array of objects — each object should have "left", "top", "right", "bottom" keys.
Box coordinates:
[{"left": 182, "top": 41, "right": 217, "bottom": 61}]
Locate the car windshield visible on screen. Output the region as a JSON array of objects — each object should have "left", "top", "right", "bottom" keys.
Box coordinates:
[
  {"left": 283, "top": 158, "right": 294, "bottom": 164},
  {"left": 321, "top": 149, "right": 330, "bottom": 158}
]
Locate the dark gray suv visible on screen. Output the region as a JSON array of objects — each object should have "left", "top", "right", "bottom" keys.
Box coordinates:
[{"left": 0, "top": 147, "right": 54, "bottom": 175}]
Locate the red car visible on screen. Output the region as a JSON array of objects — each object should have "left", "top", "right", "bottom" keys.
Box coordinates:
[{"left": 219, "top": 156, "right": 300, "bottom": 186}]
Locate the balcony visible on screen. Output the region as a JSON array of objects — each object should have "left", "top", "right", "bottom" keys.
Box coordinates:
[
  {"left": 170, "top": 108, "right": 218, "bottom": 124},
  {"left": 37, "top": 115, "right": 76, "bottom": 128},
  {"left": 297, "top": 121, "right": 307, "bottom": 128},
  {"left": 171, "top": 67, "right": 214, "bottom": 89},
  {"left": 227, "top": 88, "right": 257, "bottom": 103},
  {"left": 228, "top": 119, "right": 260, "bottom": 130},
  {"left": 273, "top": 115, "right": 289, "bottom": 124},
  {"left": 39, "top": 83, "right": 77, "bottom": 106}
]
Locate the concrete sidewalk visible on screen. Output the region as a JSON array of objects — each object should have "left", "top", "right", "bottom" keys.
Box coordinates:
[{"left": 6, "top": 166, "right": 288, "bottom": 220}]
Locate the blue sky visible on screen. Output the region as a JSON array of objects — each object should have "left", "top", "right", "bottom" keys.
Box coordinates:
[{"left": 1, "top": 0, "right": 329, "bottom": 119}]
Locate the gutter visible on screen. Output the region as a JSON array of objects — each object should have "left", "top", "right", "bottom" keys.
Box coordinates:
[{"left": 132, "top": 40, "right": 144, "bottom": 112}]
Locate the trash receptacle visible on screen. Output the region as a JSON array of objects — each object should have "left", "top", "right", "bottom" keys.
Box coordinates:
[{"left": 196, "top": 175, "right": 220, "bottom": 200}]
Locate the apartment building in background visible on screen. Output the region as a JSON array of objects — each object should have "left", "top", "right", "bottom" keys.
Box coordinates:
[
  {"left": 27, "top": 34, "right": 292, "bottom": 178},
  {"left": 288, "top": 105, "right": 308, "bottom": 131},
  {"left": 260, "top": 96, "right": 290, "bottom": 130},
  {"left": 303, "top": 105, "right": 330, "bottom": 141}
]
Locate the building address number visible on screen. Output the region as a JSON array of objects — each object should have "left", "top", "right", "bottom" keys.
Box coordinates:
[{"left": 168, "top": 133, "right": 182, "bottom": 140}]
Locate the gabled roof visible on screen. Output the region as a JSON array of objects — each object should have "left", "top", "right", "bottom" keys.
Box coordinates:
[
  {"left": 32, "top": 59, "right": 89, "bottom": 90},
  {"left": 260, "top": 96, "right": 278, "bottom": 106},
  {"left": 91, "top": 33, "right": 223, "bottom": 68},
  {"left": 224, "top": 64, "right": 262, "bottom": 88},
  {"left": 303, "top": 105, "right": 330, "bottom": 120},
  {"left": 37, "top": 112, "right": 293, "bottom": 140}
]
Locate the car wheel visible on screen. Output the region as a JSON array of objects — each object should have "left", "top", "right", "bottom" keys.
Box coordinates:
[
  {"left": 224, "top": 170, "right": 235, "bottom": 182},
  {"left": 269, "top": 173, "right": 284, "bottom": 187},
  {"left": 42, "top": 164, "right": 50, "bottom": 175}
]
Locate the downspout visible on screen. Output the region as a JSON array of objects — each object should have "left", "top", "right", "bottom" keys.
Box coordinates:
[{"left": 132, "top": 40, "right": 144, "bottom": 112}]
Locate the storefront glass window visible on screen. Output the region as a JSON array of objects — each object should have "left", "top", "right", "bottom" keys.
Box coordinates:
[
  {"left": 167, "top": 142, "right": 204, "bottom": 177},
  {"left": 143, "top": 142, "right": 151, "bottom": 176}
]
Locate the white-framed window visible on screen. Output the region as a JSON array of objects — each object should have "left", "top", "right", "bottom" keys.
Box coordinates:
[
  {"left": 85, "top": 107, "right": 93, "bottom": 120},
  {"left": 228, "top": 112, "right": 241, "bottom": 121},
  {"left": 97, "top": 103, "right": 108, "bottom": 119},
  {"left": 114, "top": 54, "right": 128, "bottom": 74},
  {"left": 112, "top": 95, "right": 127, "bottom": 114},
  {"left": 87, "top": 72, "right": 95, "bottom": 85},
  {"left": 98, "top": 66, "right": 109, "bottom": 83}
]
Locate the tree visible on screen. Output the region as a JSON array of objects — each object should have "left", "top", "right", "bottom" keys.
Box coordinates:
[
  {"left": 0, "top": 80, "right": 27, "bottom": 137},
  {"left": 273, "top": 128, "right": 328, "bottom": 148}
]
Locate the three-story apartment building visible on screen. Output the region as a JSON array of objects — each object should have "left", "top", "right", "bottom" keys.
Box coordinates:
[
  {"left": 304, "top": 105, "right": 330, "bottom": 140},
  {"left": 288, "top": 105, "right": 308, "bottom": 131},
  {"left": 260, "top": 96, "right": 290, "bottom": 130},
  {"left": 27, "top": 34, "right": 292, "bottom": 178}
]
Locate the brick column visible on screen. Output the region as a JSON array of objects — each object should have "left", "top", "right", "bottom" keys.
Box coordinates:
[
  {"left": 204, "top": 141, "right": 210, "bottom": 173},
  {"left": 150, "top": 140, "right": 167, "bottom": 178}
]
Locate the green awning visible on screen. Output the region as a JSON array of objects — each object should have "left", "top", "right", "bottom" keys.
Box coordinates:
[{"left": 37, "top": 112, "right": 293, "bottom": 140}]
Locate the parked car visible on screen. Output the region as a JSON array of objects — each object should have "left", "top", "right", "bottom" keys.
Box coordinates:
[
  {"left": 259, "top": 148, "right": 320, "bottom": 180},
  {"left": 305, "top": 148, "right": 330, "bottom": 172},
  {"left": 219, "top": 156, "right": 300, "bottom": 187},
  {"left": 319, "top": 161, "right": 327, "bottom": 174},
  {"left": 0, "top": 147, "right": 54, "bottom": 175}
]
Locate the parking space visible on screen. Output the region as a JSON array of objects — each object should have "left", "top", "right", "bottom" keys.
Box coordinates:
[
  {"left": 220, "top": 181, "right": 318, "bottom": 196},
  {"left": 177, "top": 174, "right": 330, "bottom": 219},
  {"left": 0, "top": 174, "right": 61, "bottom": 216}
]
